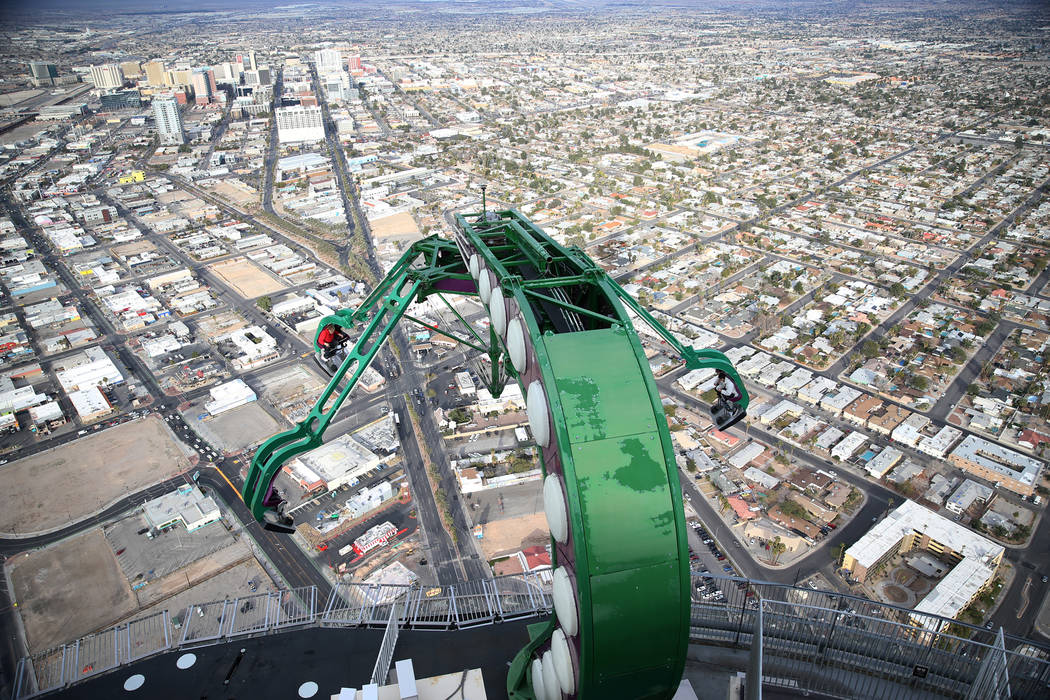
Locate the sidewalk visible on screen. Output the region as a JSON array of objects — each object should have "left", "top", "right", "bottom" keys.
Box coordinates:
[{"left": 1030, "top": 571, "right": 1050, "bottom": 640}]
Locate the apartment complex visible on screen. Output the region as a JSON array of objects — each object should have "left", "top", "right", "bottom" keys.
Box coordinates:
[
  {"left": 947, "top": 434, "right": 1042, "bottom": 497},
  {"left": 843, "top": 500, "right": 1004, "bottom": 631}
]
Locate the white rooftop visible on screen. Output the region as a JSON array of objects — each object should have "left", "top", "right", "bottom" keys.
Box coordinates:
[
  {"left": 950, "top": 434, "right": 1042, "bottom": 487},
  {"left": 293, "top": 433, "right": 381, "bottom": 486},
  {"left": 848, "top": 500, "right": 1003, "bottom": 629}
]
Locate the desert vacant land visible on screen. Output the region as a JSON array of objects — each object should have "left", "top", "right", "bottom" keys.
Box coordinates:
[
  {"left": 370, "top": 211, "right": 421, "bottom": 239},
  {"left": 209, "top": 257, "right": 288, "bottom": 298},
  {"left": 0, "top": 417, "right": 194, "bottom": 534},
  {"left": 7, "top": 528, "right": 136, "bottom": 652}
]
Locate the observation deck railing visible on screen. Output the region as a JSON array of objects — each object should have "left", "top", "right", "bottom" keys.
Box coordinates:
[{"left": 10, "top": 573, "right": 1049, "bottom": 700}]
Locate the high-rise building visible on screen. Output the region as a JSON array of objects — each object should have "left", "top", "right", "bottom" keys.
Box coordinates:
[
  {"left": 347, "top": 55, "right": 362, "bottom": 71},
  {"left": 28, "top": 62, "right": 58, "bottom": 87},
  {"left": 276, "top": 105, "right": 324, "bottom": 143},
  {"left": 120, "top": 61, "right": 142, "bottom": 78},
  {"left": 144, "top": 60, "right": 167, "bottom": 87},
  {"left": 191, "top": 69, "right": 217, "bottom": 105},
  {"left": 244, "top": 67, "right": 272, "bottom": 87},
  {"left": 100, "top": 89, "right": 142, "bottom": 111},
  {"left": 213, "top": 62, "right": 237, "bottom": 84},
  {"left": 152, "top": 94, "right": 185, "bottom": 145},
  {"left": 89, "top": 63, "right": 124, "bottom": 90},
  {"left": 171, "top": 69, "right": 193, "bottom": 88},
  {"left": 248, "top": 50, "right": 258, "bottom": 71},
  {"left": 314, "top": 48, "right": 342, "bottom": 74}
]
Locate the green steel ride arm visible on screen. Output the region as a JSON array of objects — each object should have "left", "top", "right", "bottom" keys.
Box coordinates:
[
  {"left": 241, "top": 237, "right": 471, "bottom": 529},
  {"left": 602, "top": 272, "right": 749, "bottom": 428},
  {"left": 449, "top": 208, "right": 750, "bottom": 699}
]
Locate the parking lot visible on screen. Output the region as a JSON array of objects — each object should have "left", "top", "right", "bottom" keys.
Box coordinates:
[
  {"left": 686, "top": 519, "right": 751, "bottom": 604},
  {"left": 163, "top": 410, "right": 223, "bottom": 462},
  {"left": 105, "top": 512, "right": 236, "bottom": 584}
]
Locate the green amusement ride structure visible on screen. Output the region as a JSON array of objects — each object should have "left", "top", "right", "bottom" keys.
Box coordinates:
[{"left": 242, "top": 204, "right": 749, "bottom": 700}]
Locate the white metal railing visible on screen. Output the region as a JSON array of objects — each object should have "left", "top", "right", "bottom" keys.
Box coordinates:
[
  {"left": 12, "top": 573, "right": 1050, "bottom": 700},
  {"left": 11, "top": 574, "right": 552, "bottom": 699},
  {"left": 371, "top": 596, "right": 406, "bottom": 686}
]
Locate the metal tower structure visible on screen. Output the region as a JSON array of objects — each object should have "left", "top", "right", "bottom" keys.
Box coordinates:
[{"left": 241, "top": 208, "right": 749, "bottom": 699}]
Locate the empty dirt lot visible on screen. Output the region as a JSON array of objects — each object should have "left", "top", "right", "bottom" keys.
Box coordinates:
[
  {"left": 208, "top": 257, "right": 288, "bottom": 298},
  {"left": 7, "top": 528, "right": 136, "bottom": 653},
  {"left": 205, "top": 179, "right": 258, "bottom": 207},
  {"left": 370, "top": 211, "right": 421, "bottom": 240},
  {"left": 477, "top": 512, "right": 549, "bottom": 560},
  {"left": 0, "top": 417, "right": 195, "bottom": 534},
  {"left": 184, "top": 401, "right": 283, "bottom": 452}
]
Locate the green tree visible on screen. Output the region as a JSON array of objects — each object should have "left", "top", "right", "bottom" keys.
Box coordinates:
[
  {"left": 975, "top": 320, "right": 995, "bottom": 336},
  {"left": 448, "top": 408, "right": 471, "bottom": 423},
  {"left": 780, "top": 499, "right": 808, "bottom": 519},
  {"left": 770, "top": 536, "right": 786, "bottom": 565},
  {"left": 256, "top": 295, "right": 272, "bottom": 312}
]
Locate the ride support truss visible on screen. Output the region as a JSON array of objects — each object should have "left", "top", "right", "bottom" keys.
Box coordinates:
[{"left": 241, "top": 208, "right": 749, "bottom": 699}]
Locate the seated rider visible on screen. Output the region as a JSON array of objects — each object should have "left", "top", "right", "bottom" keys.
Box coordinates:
[
  {"left": 317, "top": 324, "right": 349, "bottom": 358},
  {"left": 262, "top": 483, "right": 286, "bottom": 512},
  {"left": 261, "top": 483, "right": 293, "bottom": 529},
  {"left": 714, "top": 369, "right": 742, "bottom": 407}
]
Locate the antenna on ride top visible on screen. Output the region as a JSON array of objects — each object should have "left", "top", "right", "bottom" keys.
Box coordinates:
[{"left": 480, "top": 183, "right": 487, "bottom": 219}]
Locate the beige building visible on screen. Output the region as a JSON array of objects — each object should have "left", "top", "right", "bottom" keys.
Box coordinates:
[
  {"left": 144, "top": 60, "right": 167, "bottom": 87},
  {"left": 947, "top": 434, "right": 1042, "bottom": 497},
  {"left": 843, "top": 500, "right": 1004, "bottom": 630}
]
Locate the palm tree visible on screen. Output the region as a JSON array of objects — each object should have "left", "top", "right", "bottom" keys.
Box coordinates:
[
  {"left": 717, "top": 493, "right": 730, "bottom": 513},
  {"left": 770, "top": 536, "right": 786, "bottom": 565}
]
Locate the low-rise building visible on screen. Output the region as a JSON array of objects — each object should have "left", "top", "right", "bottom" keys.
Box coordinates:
[
  {"left": 728, "top": 442, "right": 766, "bottom": 469},
  {"left": 55, "top": 347, "right": 123, "bottom": 392},
  {"left": 285, "top": 433, "right": 382, "bottom": 493},
  {"left": 843, "top": 394, "right": 883, "bottom": 427},
  {"left": 865, "top": 446, "right": 903, "bottom": 479},
  {"left": 917, "top": 425, "right": 962, "bottom": 459},
  {"left": 946, "top": 479, "right": 994, "bottom": 515},
  {"left": 797, "top": 376, "right": 837, "bottom": 405},
  {"left": 204, "top": 379, "right": 257, "bottom": 416},
  {"left": 820, "top": 386, "right": 862, "bottom": 416},
  {"left": 891, "top": 412, "right": 931, "bottom": 447},
  {"left": 68, "top": 386, "right": 112, "bottom": 422},
  {"left": 143, "top": 484, "right": 221, "bottom": 532},
  {"left": 842, "top": 500, "right": 1004, "bottom": 632},
  {"left": 868, "top": 404, "right": 910, "bottom": 435},
  {"left": 831, "top": 430, "right": 867, "bottom": 461},
  {"left": 947, "top": 435, "right": 1043, "bottom": 497}
]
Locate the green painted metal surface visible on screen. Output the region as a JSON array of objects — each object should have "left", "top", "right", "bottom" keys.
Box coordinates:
[{"left": 548, "top": 330, "right": 659, "bottom": 444}]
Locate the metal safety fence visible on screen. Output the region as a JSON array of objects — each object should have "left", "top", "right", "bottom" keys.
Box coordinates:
[
  {"left": 688, "top": 574, "right": 1050, "bottom": 700},
  {"left": 10, "top": 573, "right": 552, "bottom": 699},
  {"left": 11, "top": 572, "right": 1050, "bottom": 699}
]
